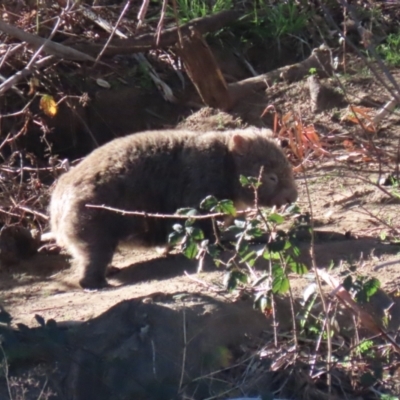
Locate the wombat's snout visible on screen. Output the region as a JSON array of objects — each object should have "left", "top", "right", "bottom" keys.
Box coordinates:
[{"left": 270, "top": 186, "right": 298, "bottom": 208}]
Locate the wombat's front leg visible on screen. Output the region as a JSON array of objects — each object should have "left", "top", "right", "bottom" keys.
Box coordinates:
[{"left": 69, "top": 241, "right": 116, "bottom": 289}]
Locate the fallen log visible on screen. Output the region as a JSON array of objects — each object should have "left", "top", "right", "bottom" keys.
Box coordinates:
[{"left": 227, "top": 47, "right": 334, "bottom": 107}]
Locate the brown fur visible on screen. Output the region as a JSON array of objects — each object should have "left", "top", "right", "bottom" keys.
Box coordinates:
[{"left": 50, "top": 128, "right": 297, "bottom": 289}]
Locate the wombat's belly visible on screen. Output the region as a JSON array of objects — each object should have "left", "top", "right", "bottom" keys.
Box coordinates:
[{"left": 116, "top": 217, "right": 175, "bottom": 248}]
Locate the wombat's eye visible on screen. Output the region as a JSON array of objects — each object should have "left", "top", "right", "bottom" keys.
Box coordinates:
[{"left": 267, "top": 173, "right": 278, "bottom": 184}]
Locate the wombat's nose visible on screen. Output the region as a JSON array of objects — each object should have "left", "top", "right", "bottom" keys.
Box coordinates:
[{"left": 271, "top": 187, "right": 298, "bottom": 207}]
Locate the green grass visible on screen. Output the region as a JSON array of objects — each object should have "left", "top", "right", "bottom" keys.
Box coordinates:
[
  {"left": 171, "top": 0, "right": 232, "bottom": 24},
  {"left": 377, "top": 33, "right": 400, "bottom": 67},
  {"left": 251, "top": 0, "right": 310, "bottom": 41}
]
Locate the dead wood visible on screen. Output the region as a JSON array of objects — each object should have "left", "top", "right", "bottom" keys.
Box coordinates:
[
  {"left": 308, "top": 75, "right": 346, "bottom": 113},
  {"left": 0, "top": 55, "right": 54, "bottom": 96},
  {"left": 308, "top": 74, "right": 323, "bottom": 113},
  {"left": 175, "top": 29, "right": 231, "bottom": 111},
  {"left": 0, "top": 20, "right": 96, "bottom": 62},
  {"left": 227, "top": 47, "right": 334, "bottom": 107},
  {"left": 68, "top": 10, "right": 242, "bottom": 57}
]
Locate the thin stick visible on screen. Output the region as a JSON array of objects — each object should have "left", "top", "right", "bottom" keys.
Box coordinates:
[
  {"left": 94, "top": 0, "right": 132, "bottom": 67},
  {"left": 0, "top": 343, "right": 13, "bottom": 400},
  {"left": 178, "top": 307, "right": 187, "bottom": 391},
  {"left": 302, "top": 164, "right": 332, "bottom": 393},
  {"left": 86, "top": 203, "right": 252, "bottom": 220}
]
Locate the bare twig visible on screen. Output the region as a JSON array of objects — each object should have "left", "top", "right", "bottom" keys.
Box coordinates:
[
  {"left": 86, "top": 203, "right": 252, "bottom": 219},
  {"left": 0, "top": 42, "right": 26, "bottom": 70},
  {"left": 372, "top": 98, "right": 398, "bottom": 127},
  {"left": 80, "top": 4, "right": 127, "bottom": 39},
  {"left": 0, "top": 343, "right": 13, "bottom": 400},
  {"left": 94, "top": 0, "right": 132, "bottom": 66},
  {"left": 302, "top": 164, "right": 332, "bottom": 393},
  {"left": 0, "top": 208, "right": 21, "bottom": 219},
  {"left": 178, "top": 307, "right": 187, "bottom": 391},
  {"left": 183, "top": 271, "right": 223, "bottom": 292},
  {"left": 137, "top": 0, "right": 150, "bottom": 30},
  {"left": 13, "top": 205, "right": 49, "bottom": 221},
  {"left": 0, "top": 55, "right": 54, "bottom": 97},
  {"left": 0, "top": 19, "right": 96, "bottom": 62},
  {"left": 321, "top": 1, "right": 400, "bottom": 102},
  {"left": 156, "top": 0, "right": 169, "bottom": 46},
  {"left": 0, "top": 0, "right": 69, "bottom": 95}
]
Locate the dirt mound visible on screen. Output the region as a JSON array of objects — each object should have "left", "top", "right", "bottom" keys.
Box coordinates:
[{"left": 1, "top": 293, "right": 290, "bottom": 400}]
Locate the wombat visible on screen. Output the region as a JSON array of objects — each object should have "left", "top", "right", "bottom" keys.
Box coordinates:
[{"left": 50, "top": 128, "right": 298, "bottom": 289}]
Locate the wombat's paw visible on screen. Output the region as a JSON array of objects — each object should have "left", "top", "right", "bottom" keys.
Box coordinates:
[{"left": 79, "top": 276, "right": 109, "bottom": 291}]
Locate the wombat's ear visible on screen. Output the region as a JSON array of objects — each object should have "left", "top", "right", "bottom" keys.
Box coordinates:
[{"left": 230, "top": 134, "right": 249, "bottom": 155}]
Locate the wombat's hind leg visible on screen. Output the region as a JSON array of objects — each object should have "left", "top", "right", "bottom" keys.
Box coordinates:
[{"left": 69, "top": 241, "right": 116, "bottom": 289}]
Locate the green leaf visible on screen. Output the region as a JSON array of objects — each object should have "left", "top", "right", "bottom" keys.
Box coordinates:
[
  {"left": 224, "top": 270, "right": 248, "bottom": 292},
  {"left": 272, "top": 274, "right": 290, "bottom": 294},
  {"left": 200, "top": 239, "right": 209, "bottom": 248},
  {"left": 168, "top": 231, "right": 184, "bottom": 245},
  {"left": 364, "top": 277, "right": 380, "bottom": 298},
  {"left": 263, "top": 250, "right": 280, "bottom": 260},
  {"left": 225, "top": 224, "right": 243, "bottom": 234},
  {"left": 236, "top": 240, "right": 249, "bottom": 255},
  {"left": 240, "top": 250, "right": 256, "bottom": 263},
  {"left": 190, "top": 227, "right": 205, "bottom": 241},
  {"left": 234, "top": 219, "right": 246, "bottom": 229},
  {"left": 200, "top": 195, "right": 218, "bottom": 211},
  {"left": 246, "top": 227, "right": 263, "bottom": 238},
  {"left": 289, "top": 262, "right": 308, "bottom": 275},
  {"left": 206, "top": 244, "right": 220, "bottom": 258},
  {"left": 286, "top": 203, "right": 301, "bottom": 214},
  {"left": 239, "top": 175, "right": 250, "bottom": 186},
  {"left": 182, "top": 240, "right": 198, "bottom": 259},
  {"left": 356, "top": 339, "right": 374, "bottom": 355},
  {"left": 217, "top": 199, "right": 236, "bottom": 216},
  {"left": 268, "top": 213, "right": 284, "bottom": 224},
  {"left": 172, "top": 223, "right": 183, "bottom": 233},
  {"left": 234, "top": 270, "right": 248, "bottom": 284},
  {"left": 268, "top": 237, "right": 286, "bottom": 252},
  {"left": 176, "top": 207, "right": 199, "bottom": 216},
  {"left": 224, "top": 271, "right": 238, "bottom": 292},
  {"left": 184, "top": 218, "right": 196, "bottom": 227},
  {"left": 252, "top": 274, "right": 269, "bottom": 287},
  {"left": 272, "top": 264, "right": 284, "bottom": 277},
  {"left": 254, "top": 295, "right": 269, "bottom": 312},
  {"left": 184, "top": 226, "right": 195, "bottom": 236},
  {"left": 292, "top": 245, "right": 300, "bottom": 256},
  {"left": 239, "top": 175, "right": 261, "bottom": 188}
]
